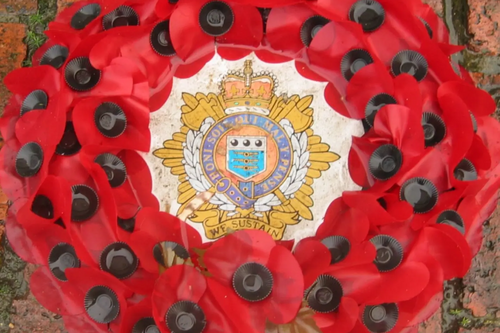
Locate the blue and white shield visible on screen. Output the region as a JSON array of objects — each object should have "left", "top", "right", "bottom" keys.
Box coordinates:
[{"left": 226, "top": 136, "right": 267, "bottom": 180}]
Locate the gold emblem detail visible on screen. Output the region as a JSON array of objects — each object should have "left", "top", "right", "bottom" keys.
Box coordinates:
[{"left": 154, "top": 60, "right": 340, "bottom": 240}]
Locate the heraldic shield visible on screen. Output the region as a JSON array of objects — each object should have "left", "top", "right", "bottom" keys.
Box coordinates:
[
  {"left": 153, "top": 59, "right": 340, "bottom": 240},
  {"left": 226, "top": 136, "right": 267, "bottom": 181}
]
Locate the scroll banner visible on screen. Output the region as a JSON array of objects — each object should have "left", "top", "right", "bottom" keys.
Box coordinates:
[{"left": 190, "top": 209, "right": 299, "bottom": 240}]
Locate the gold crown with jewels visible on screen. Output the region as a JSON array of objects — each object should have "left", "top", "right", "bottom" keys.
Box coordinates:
[{"left": 219, "top": 60, "right": 277, "bottom": 111}]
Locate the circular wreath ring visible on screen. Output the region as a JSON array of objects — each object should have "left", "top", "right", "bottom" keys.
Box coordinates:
[{"left": 1, "top": 0, "right": 500, "bottom": 332}]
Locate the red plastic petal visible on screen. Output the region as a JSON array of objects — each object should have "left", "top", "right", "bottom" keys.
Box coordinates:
[
  {"left": 204, "top": 230, "right": 275, "bottom": 285},
  {"left": 264, "top": 245, "right": 304, "bottom": 324},
  {"left": 169, "top": 0, "right": 215, "bottom": 61},
  {"left": 30, "top": 266, "right": 83, "bottom": 316}
]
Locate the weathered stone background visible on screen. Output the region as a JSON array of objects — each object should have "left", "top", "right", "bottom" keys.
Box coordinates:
[{"left": 0, "top": 0, "right": 499, "bottom": 332}]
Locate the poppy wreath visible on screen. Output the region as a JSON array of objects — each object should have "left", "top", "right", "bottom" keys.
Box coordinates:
[{"left": 1, "top": 0, "right": 500, "bottom": 332}]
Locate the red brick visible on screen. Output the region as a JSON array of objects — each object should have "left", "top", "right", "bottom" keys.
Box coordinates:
[
  {"left": 422, "top": 0, "right": 443, "bottom": 17},
  {"left": 57, "top": 0, "right": 80, "bottom": 13},
  {"left": 0, "top": 0, "right": 37, "bottom": 15},
  {"left": 468, "top": 0, "right": 500, "bottom": 55},
  {"left": 418, "top": 308, "right": 442, "bottom": 333},
  {"left": 10, "top": 265, "right": 67, "bottom": 333},
  {"left": 462, "top": 209, "right": 500, "bottom": 319},
  {"left": 0, "top": 23, "right": 26, "bottom": 110}
]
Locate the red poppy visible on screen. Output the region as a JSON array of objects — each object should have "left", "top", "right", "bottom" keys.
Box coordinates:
[
  {"left": 61, "top": 267, "right": 133, "bottom": 333},
  {"left": 58, "top": 34, "right": 149, "bottom": 107},
  {"left": 49, "top": 0, "right": 127, "bottom": 38},
  {"left": 352, "top": 301, "right": 423, "bottom": 333},
  {"left": 264, "top": 4, "right": 320, "bottom": 59},
  {"left": 119, "top": 297, "right": 158, "bottom": 333},
  {"left": 0, "top": 66, "right": 67, "bottom": 146},
  {"left": 0, "top": 138, "right": 55, "bottom": 203},
  {"left": 203, "top": 229, "right": 304, "bottom": 331},
  {"left": 87, "top": 23, "right": 211, "bottom": 110},
  {"left": 396, "top": 90, "right": 474, "bottom": 191},
  {"left": 72, "top": 94, "right": 151, "bottom": 152},
  {"left": 79, "top": 145, "right": 159, "bottom": 219},
  {"left": 294, "top": 237, "right": 379, "bottom": 333},
  {"left": 169, "top": 0, "right": 263, "bottom": 61},
  {"left": 25, "top": 223, "right": 84, "bottom": 316},
  {"left": 128, "top": 207, "right": 203, "bottom": 274},
  {"left": 32, "top": 32, "right": 81, "bottom": 69},
  {"left": 457, "top": 164, "right": 500, "bottom": 255},
  {"left": 3, "top": 209, "right": 36, "bottom": 263},
  {"left": 307, "top": 20, "right": 380, "bottom": 98},
  {"left": 317, "top": 196, "right": 369, "bottom": 244},
  {"left": 348, "top": 104, "right": 425, "bottom": 190},
  {"left": 342, "top": 190, "right": 414, "bottom": 227},
  {"left": 16, "top": 175, "right": 72, "bottom": 235},
  {"left": 64, "top": 165, "right": 157, "bottom": 294},
  {"left": 152, "top": 264, "right": 241, "bottom": 333}
]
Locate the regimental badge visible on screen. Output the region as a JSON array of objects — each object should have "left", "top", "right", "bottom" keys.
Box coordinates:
[{"left": 153, "top": 60, "right": 340, "bottom": 240}]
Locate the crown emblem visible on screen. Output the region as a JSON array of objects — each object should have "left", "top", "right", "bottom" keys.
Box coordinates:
[{"left": 220, "top": 60, "right": 277, "bottom": 113}]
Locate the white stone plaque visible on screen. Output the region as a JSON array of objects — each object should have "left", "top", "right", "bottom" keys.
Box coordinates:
[{"left": 145, "top": 53, "right": 364, "bottom": 243}]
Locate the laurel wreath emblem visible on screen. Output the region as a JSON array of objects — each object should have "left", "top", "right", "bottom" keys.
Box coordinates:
[{"left": 182, "top": 117, "right": 310, "bottom": 218}]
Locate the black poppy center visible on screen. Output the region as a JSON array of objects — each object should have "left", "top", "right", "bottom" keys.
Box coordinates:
[
  {"left": 56, "top": 122, "right": 82, "bottom": 156},
  {"left": 49, "top": 243, "right": 80, "bottom": 281},
  {"left": 157, "top": 31, "right": 170, "bottom": 46},
  {"left": 437, "top": 210, "right": 465, "bottom": 234},
  {"left": 73, "top": 193, "right": 90, "bottom": 213},
  {"left": 453, "top": 159, "right": 477, "bottom": 181},
  {"left": 75, "top": 68, "right": 91, "bottom": 85},
  {"left": 349, "top": 0, "right": 385, "bottom": 32},
  {"left": 206, "top": 9, "right": 225, "bottom": 27},
  {"left": 233, "top": 262, "right": 273, "bottom": 302},
  {"left": 95, "top": 153, "right": 127, "bottom": 188},
  {"left": 306, "top": 275, "right": 343, "bottom": 313},
  {"left": 404, "top": 183, "right": 431, "bottom": 206},
  {"left": 96, "top": 294, "right": 113, "bottom": 310},
  {"left": 363, "top": 303, "right": 399, "bottom": 333},
  {"left": 351, "top": 58, "right": 368, "bottom": 73},
  {"left": 71, "top": 185, "right": 99, "bottom": 222},
  {"left": 423, "top": 123, "right": 435, "bottom": 140},
  {"left": 315, "top": 287, "right": 333, "bottom": 305},
  {"left": 400, "top": 178, "right": 438, "bottom": 213},
  {"left": 400, "top": 61, "right": 418, "bottom": 76},
  {"left": 99, "top": 113, "right": 115, "bottom": 130},
  {"left": 369, "top": 144, "right": 402, "bottom": 180},
  {"left": 310, "top": 25, "right": 323, "bottom": 38},
  {"left": 103, "top": 166, "right": 114, "bottom": 180},
  {"left": 132, "top": 317, "right": 160, "bottom": 333},
  {"left": 16, "top": 142, "right": 44, "bottom": 178},
  {"left": 380, "top": 156, "right": 396, "bottom": 172},
  {"left": 31, "top": 194, "right": 54, "bottom": 219},
  {"left": 376, "top": 247, "right": 393, "bottom": 264},
  {"left": 112, "top": 16, "right": 130, "bottom": 27},
  {"left": 118, "top": 215, "right": 136, "bottom": 232},
  {"left": 243, "top": 274, "right": 264, "bottom": 292},
  {"left": 100, "top": 242, "right": 138, "bottom": 279},
  {"left": 94, "top": 102, "right": 127, "bottom": 137},
  {"left": 369, "top": 305, "right": 387, "bottom": 322},
  {"left": 321, "top": 235, "right": 350, "bottom": 264},
  {"left": 85, "top": 286, "right": 120, "bottom": 324},
  {"left": 176, "top": 312, "right": 196, "bottom": 331},
  {"left": 329, "top": 247, "right": 343, "bottom": 262},
  {"left": 29, "top": 155, "right": 41, "bottom": 169},
  {"left": 166, "top": 301, "right": 206, "bottom": 333},
  {"left": 370, "top": 235, "right": 403, "bottom": 272},
  {"left": 40, "top": 45, "right": 69, "bottom": 69}
]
